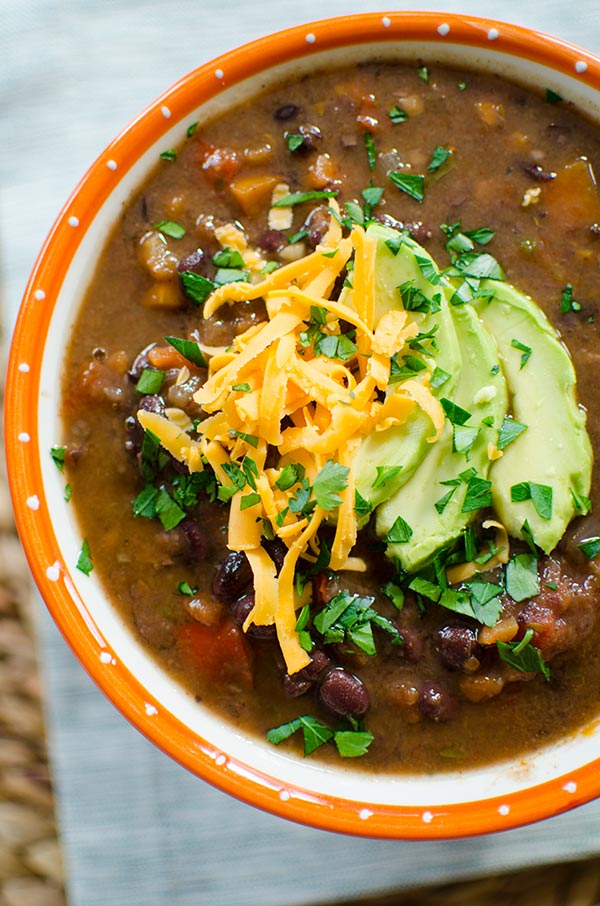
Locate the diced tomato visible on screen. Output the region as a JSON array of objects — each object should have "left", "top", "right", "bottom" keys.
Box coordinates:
[
  {"left": 356, "top": 94, "right": 379, "bottom": 132},
  {"left": 178, "top": 618, "right": 253, "bottom": 689}
]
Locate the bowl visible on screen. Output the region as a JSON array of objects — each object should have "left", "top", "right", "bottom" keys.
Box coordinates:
[{"left": 7, "top": 11, "right": 600, "bottom": 839}]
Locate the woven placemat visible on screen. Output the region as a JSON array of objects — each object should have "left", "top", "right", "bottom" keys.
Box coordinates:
[{"left": 2, "top": 372, "right": 600, "bottom": 906}]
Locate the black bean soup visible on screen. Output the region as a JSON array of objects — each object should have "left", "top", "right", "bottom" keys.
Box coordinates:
[{"left": 60, "top": 62, "right": 600, "bottom": 772}]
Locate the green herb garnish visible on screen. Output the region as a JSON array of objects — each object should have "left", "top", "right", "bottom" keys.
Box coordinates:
[
  {"left": 155, "top": 220, "right": 185, "bottom": 239},
  {"left": 272, "top": 190, "right": 339, "bottom": 207},
  {"left": 136, "top": 368, "right": 165, "bottom": 395},
  {"left": 505, "top": 552, "right": 539, "bottom": 602},
  {"left": 511, "top": 338, "right": 532, "bottom": 369},
  {"left": 511, "top": 481, "right": 553, "bottom": 520},
  {"left": 389, "top": 171, "right": 425, "bottom": 203},
  {"left": 579, "top": 536, "right": 600, "bottom": 559},
  {"left": 177, "top": 581, "right": 198, "bottom": 596},
  {"left": 560, "top": 284, "right": 582, "bottom": 314},
  {"left": 427, "top": 145, "right": 452, "bottom": 172},
  {"left": 364, "top": 132, "right": 377, "bottom": 171},
  {"left": 50, "top": 445, "right": 67, "bottom": 472},
  {"left": 385, "top": 515, "right": 413, "bottom": 544},
  {"left": 497, "top": 628, "right": 550, "bottom": 681},
  {"left": 388, "top": 104, "right": 408, "bottom": 124},
  {"left": 160, "top": 149, "right": 177, "bottom": 161},
  {"left": 165, "top": 336, "right": 207, "bottom": 368},
  {"left": 179, "top": 272, "right": 216, "bottom": 306},
  {"left": 76, "top": 539, "right": 93, "bottom": 576},
  {"left": 497, "top": 416, "right": 528, "bottom": 450}
]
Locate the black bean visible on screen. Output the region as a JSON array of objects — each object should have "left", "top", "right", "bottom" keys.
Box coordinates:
[
  {"left": 590, "top": 223, "right": 600, "bottom": 236},
  {"left": 212, "top": 551, "right": 253, "bottom": 602},
  {"left": 303, "top": 206, "right": 331, "bottom": 248},
  {"left": 177, "top": 249, "right": 206, "bottom": 274},
  {"left": 261, "top": 537, "right": 287, "bottom": 574},
  {"left": 318, "top": 667, "right": 369, "bottom": 719},
  {"left": 274, "top": 103, "right": 300, "bottom": 121},
  {"left": 124, "top": 415, "right": 143, "bottom": 453},
  {"left": 418, "top": 683, "right": 457, "bottom": 722},
  {"left": 232, "top": 592, "right": 277, "bottom": 639},
  {"left": 180, "top": 519, "right": 208, "bottom": 563},
  {"left": 137, "top": 394, "right": 165, "bottom": 418},
  {"left": 436, "top": 623, "right": 482, "bottom": 672},
  {"left": 283, "top": 647, "right": 331, "bottom": 696},
  {"left": 128, "top": 342, "right": 157, "bottom": 382},
  {"left": 394, "top": 625, "right": 425, "bottom": 662},
  {"left": 522, "top": 162, "right": 556, "bottom": 182},
  {"left": 287, "top": 124, "right": 322, "bottom": 155},
  {"left": 257, "top": 229, "right": 286, "bottom": 253}
]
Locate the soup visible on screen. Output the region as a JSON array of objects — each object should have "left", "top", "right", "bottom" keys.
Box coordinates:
[{"left": 59, "top": 61, "right": 600, "bottom": 772}]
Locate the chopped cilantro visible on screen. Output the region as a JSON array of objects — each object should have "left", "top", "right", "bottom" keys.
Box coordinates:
[
  {"left": 579, "top": 536, "right": 600, "bottom": 559},
  {"left": 361, "top": 184, "right": 384, "bottom": 208},
  {"left": 275, "top": 463, "right": 303, "bottom": 492},
  {"left": 430, "top": 367, "right": 451, "bottom": 389},
  {"left": 414, "top": 253, "right": 441, "bottom": 284},
  {"left": 334, "top": 731, "right": 374, "bottom": 758},
  {"left": 177, "top": 581, "right": 198, "bottom": 596},
  {"left": 435, "top": 488, "right": 456, "bottom": 514},
  {"left": 160, "top": 149, "right": 177, "bottom": 161},
  {"left": 267, "top": 715, "right": 373, "bottom": 758},
  {"left": 427, "top": 145, "right": 452, "bottom": 172},
  {"left": 398, "top": 281, "right": 440, "bottom": 313},
  {"left": 50, "top": 445, "right": 67, "bottom": 472},
  {"left": 285, "top": 133, "right": 305, "bottom": 152},
  {"left": 155, "top": 220, "right": 185, "bottom": 239},
  {"left": 64, "top": 484, "right": 73, "bottom": 503},
  {"left": 179, "top": 272, "right": 216, "bottom": 306},
  {"left": 165, "top": 336, "right": 207, "bottom": 368},
  {"left": 497, "top": 416, "right": 527, "bottom": 450},
  {"left": 212, "top": 247, "right": 246, "bottom": 268},
  {"left": 214, "top": 267, "right": 250, "bottom": 285},
  {"left": 232, "top": 430, "right": 259, "bottom": 448},
  {"left": 240, "top": 492, "right": 261, "bottom": 510},
  {"left": 453, "top": 424, "right": 479, "bottom": 456},
  {"left": 521, "top": 519, "right": 538, "bottom": 555},
  {"left": 505, "top": 552, "right": 539, "bottom": 602},
  {"left": 313, "top": 591, "right": 402, "bottom": 655},
  {"left": 510, "top": 481, "right": 553, "bottom": 520},
  {"left": 497, "top": 628, "right": 550, "bottom": 681},
  {"left": 511, "top": 338, "right": 532, "bottom": 369},
  {"left": 381, "top": 580, "right": 405, "bottom": 610},
  {"left": 260, "top": 261, "right": 279, "bottom": 274},
  {"left": 571, "top": 488, "right": 592, "bottom": 515},
  {"left": 272, "top": 190, "right": 339, "bottom": 207},
  {"left": 440, "top": 398, "right": 472, "bottom": 426},
  {"left": 461, "top": 475, "right": 492, "bottom": 513},
  {"left": 560, "top": 283, "right": 582, "bottom": 314},
  {"left": 232, "top": 382, "right": 251, "bottom": 393},
  {"left": 364, "top": 132, "right": 377, "bottom": 171},
  {"left": 76, "top": 539, "right": 93, "bottom": 576},
  {"left": 385, "top": 515, "right": 413, "bottom": 544},
  {"left": 354, "top": 490, "right": 373, "bottom": 518},
  {"left": 154, "top": 488, "right": 186, "bottom": 531},
  {"left": 136, "top": 368, "right": 165, "bottom": 395},
  {"left": 388, "top": 104, "right": 408, "bottom": 124},
  {"left": 546, "top": 88, "right": 563, "bottom": 104},
  {"left": 312, "top": 460, "right": 350, "bottom": 510},
  {"left": 458, "top": 80, "right": 467, "bottom": 91},
  {"left": 186, "top": 121, "right": 199, "bottom": 137},
  {"left": 418, "top": 65, "right": 429, "bottom": 83},
  {"left": 372, "top": 466, "right": 402, "bottom": 489},
  {"left": 389, "top": 171, "right": 424, "bottom": 203}
]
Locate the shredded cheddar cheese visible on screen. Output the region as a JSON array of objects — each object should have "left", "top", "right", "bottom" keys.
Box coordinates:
[{"left": 138, "top": 209, "right": 446, "bottom": 673}]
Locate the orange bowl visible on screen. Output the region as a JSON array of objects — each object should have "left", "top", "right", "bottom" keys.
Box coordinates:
[{"left": 7, "top": 12, "right": 600, "bottom": 839}]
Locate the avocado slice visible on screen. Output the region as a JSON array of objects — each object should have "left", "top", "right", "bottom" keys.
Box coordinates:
[
  {"left": 350, "top": 223, "right": 462, "bottom": 511},
  {"left": 472, "top": 280, "right": 592, "bottom": 553},
  {"left": 376, "top": 302, "right": 508, "bottom": 573}
]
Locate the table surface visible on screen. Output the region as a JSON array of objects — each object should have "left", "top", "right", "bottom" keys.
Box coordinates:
[{"left": 4, "top": 1, "right": 600, "bottom": 904}]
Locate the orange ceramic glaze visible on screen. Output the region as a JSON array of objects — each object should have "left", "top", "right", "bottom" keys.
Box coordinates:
[{"left": 6, "top": 12, "right": 600, "bottom": 839}]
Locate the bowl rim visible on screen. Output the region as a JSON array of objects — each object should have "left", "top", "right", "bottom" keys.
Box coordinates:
[{"left": 7, "top": 10, "right": 600, "bottom": 839}]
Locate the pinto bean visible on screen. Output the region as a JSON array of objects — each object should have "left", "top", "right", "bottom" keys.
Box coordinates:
[
  {"left": 212, "top": 551, "right": 253, "bottom": 602},
  {"left": 318, "top": 667, "right": 369, "bottom": 719}
]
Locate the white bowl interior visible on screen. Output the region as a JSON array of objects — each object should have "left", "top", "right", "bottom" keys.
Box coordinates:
[{"left": 33, "top": 36, "right": 600, "bottom": 810}]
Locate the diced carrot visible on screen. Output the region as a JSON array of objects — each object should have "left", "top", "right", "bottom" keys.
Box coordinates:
[
  {"left": 228, "top": 173, "right": 279, "bottom": 217},
  {"left": 307, "top": 153, "right": 341, "bottom": 189},
  {"left": 178, "top": 618, "right": 254, "bottom": 689},
  {"left": 475, "top": 101, "right": 505, "bottom": 129},
  {"left": 543, "top": 159, "right": 600, "bottom": 229},
  {"left": 147, "top": 344, "right": 189, "bottom": 370},
  {"left": 356, "top": 94, "right": 379, "bottom": 132}
]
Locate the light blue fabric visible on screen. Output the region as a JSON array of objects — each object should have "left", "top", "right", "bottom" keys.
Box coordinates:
[{"left": 4, "top": 1, "right": 600, "bottom": 903}]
